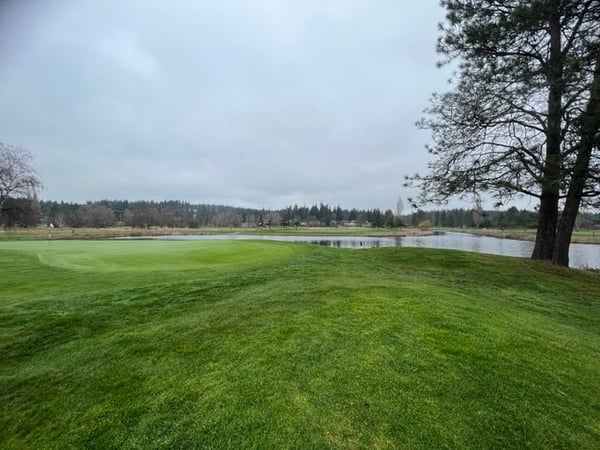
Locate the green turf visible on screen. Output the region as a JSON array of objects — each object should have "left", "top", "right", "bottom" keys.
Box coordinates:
[{"left": 1, "top": 240, "right": 599, "bottom": 449}]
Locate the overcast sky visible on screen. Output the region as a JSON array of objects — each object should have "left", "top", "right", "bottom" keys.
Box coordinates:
[{"left": 0, "top": 0, "right": 458, "bottom": 211}]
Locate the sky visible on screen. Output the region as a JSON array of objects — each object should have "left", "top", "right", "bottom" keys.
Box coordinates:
[{"left": 0, "top": 0, "right": 463, "bottom": 211}]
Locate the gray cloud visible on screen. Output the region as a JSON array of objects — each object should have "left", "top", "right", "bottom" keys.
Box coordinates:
[{"left": 0, "top": 0, "right": 451, "bottom": 210}]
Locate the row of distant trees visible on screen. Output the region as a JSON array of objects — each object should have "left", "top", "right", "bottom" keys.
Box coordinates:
[
  {"left": 0, "top": 199, "right": 582, "bottom": 230},
  {"left": 404, "top": 207, "right": 598, "bottom": 230},
  {"left": 35, "top": 200, "right": 403, "bottom": 229},
  {"left": 406, "top": 208, "right": 538, "bottom": 230}
]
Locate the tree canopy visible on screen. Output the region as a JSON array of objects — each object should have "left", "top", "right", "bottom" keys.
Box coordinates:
[
  {"left": 408, "top": 0, "right": 600, "bottom": 266},
  {"left": 0, "top": 143, "right": 42, "bottom": 227}
]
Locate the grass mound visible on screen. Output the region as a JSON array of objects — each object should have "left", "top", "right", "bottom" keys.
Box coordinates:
[{"left": 1, "top": 240, "right": 599, "bottom": 449}]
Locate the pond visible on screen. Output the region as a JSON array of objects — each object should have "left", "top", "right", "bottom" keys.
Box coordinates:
[{"left": 149, "top": 232, "right": 600, "bottom": 269}]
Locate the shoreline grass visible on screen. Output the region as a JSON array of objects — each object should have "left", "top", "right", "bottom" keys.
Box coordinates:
[
  {"left": 0, "top": 226, "right": 427, "bottom": 241},
  {"left": 1, "top": 240, "right": 599, "bottom": 448},
  {"left": 3, "top": 225, "right": 599, "bottom": 245}
]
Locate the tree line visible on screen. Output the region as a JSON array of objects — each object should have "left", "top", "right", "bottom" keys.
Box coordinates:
[
  {"left": 406, "top": 208, "right": 538, "bottom": 229},
  {"left": 33, "top": 200, "right": 403, "bottom": 229},
  {"left": 4, "top": 199, "right": 594, "bottom": 231}
]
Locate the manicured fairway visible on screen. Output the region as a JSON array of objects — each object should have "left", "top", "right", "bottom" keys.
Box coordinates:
[{"left": 1, "top": 240, "right": 599, "bottom": 449}]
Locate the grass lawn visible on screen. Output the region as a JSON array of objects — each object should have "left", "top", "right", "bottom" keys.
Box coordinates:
[{"left": 1, "top": 239, "right": 599, "bottom": 449}]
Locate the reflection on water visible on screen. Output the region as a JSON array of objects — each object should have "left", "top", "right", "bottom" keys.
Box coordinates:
[
  {"left": 350, "top": 232, "right": 598, "bottom": 270},
  {"left": 396, "top": 232, "right": 598, "bottom": 269},
  {"left": 398, "top": 232, "right": 533, "bottom": 257},
  {"left": 153, "top": 232, "right": 599, "bottom": 269}
]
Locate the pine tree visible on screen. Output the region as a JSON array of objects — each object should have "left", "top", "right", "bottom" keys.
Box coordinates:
[{"left": 407, "top": 0, "right": 600, "bottom": 266}]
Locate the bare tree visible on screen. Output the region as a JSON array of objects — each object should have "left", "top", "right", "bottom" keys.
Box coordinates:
[
  {"left": 472, "top": 195, "right": 484, "bottom": 228},
  {"left": 0, "top": 143, "right": 42, "bottom": 226},
  {"left": 395, "top": 196, "right": 404, "bottom": 218},
  {"left": 79, "top": 203, "right": 117, "bottom": 228},
  {"left": 126, "top": 202, "right": 159, "bottom": 229},
  {"left": 54, "top": 212, "right": 66, "bottom": 228},
  {"left": 212, "top": 211, "right": 242, "bottom": 228},
  {"left": 264, "top": 211, "right": 282, "bottom": 228}
]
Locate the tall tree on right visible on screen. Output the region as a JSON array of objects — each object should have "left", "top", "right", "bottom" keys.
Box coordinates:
[{"left": 407, "top": 0, "right": 600, "bottom": 266}]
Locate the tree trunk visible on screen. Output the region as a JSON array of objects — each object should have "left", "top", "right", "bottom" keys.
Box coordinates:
[
  {"left": 532, "top": 9, "right": 563, "bottom": 261},
  {"left": 553, "top": 169, "right": 585, "bottom": 267},
  {"left": 532, "top": 188, "right": 559, "bottom": 260},
  {"left": 553, "top": 50, "right": 600, "bottom": 266}
]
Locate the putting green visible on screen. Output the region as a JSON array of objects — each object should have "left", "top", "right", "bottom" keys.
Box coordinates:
[{"left": 1, "top": 239, "right": 298, "bottom": 273}]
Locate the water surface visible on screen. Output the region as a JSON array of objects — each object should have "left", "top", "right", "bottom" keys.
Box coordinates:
[{"left": 149, "top": 232, "right": 600, "bottom": 269}]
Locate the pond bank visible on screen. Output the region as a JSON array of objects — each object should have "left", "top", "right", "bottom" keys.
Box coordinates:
[
  {"left": 0, "top": 226, "right": 435, "bottom": 241},
  {"left": 465, "top": 228, "right": 600, "bottom": 245},
  {"left": 3, "top": 225, "right": 598, "bottom": 246}
]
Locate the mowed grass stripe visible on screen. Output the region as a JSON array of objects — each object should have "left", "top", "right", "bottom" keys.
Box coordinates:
[{"left": 1, "top": 240, "right": 599, "bottom": 449}]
